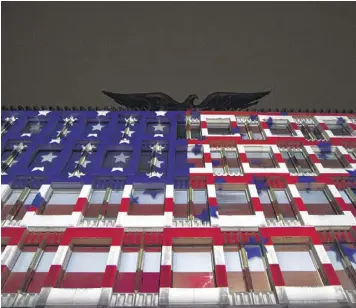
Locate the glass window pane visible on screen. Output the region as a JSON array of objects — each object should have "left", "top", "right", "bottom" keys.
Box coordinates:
[{"left": 66, "top": 252, "right": 108, "bottom": 272}]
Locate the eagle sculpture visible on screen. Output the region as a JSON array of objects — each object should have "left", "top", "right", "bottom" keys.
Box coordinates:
[{"left": 102, "top": 90, "right": 271, "bottom": 111}]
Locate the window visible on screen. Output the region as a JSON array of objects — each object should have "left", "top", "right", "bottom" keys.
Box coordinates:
[
  {"left": 85, "top": 190, "right": 106, "bottom": 218},
  {"left": 129, "top": 188, "right": 165, "bottom": 215},
  {"left": 63, "top": 142, "right": 98, "bottom": 174},
  {"left": 299, "top": 189, "right": 340, "bottom": 215},
  {"left": 106, "top": 190, "right": 123, "bottom": 218},
  {"left": 2, "top": 246, "right": 56, "bottom": 293},
  {"left": 139, "top": 149, "right": 168, "bottom": 175},
  {"left": 339, "top": 189, "right": 356, "bottom": 215},
  {"left": 190, "top": 124, "right": 201, "bottom": 139},
  {"left": 246, "top": 147, "right": 277, "bottom": 168},
  {"left": 173, "top": 189, "right": 207, "bottom": 219},
  {"left": 102, "top": 150, "right": 132, "bottom": 170},
  {"left": 177, "top": 123, "right": 186, "bottom": 139},
  {"left": 216, "top": 186, "right": 253, "bottom": 215},
  {"left": 299, "top": 123, "right": 324, "bottom": 140},
  {"left": 327, "top": 123, "right": 351, "bottom": 136},
  {"left": 1, "top": 189, "right": 37, "bottom": 220},
  {"left": 21, "top": 120, "right": 46, "bottom": 136},
  {"left": 237, "top": 122, "right": 264, "bottom": 140},
  {"left": 324, "top": 245, "right": 356, "bottom": 291},
  {"left": 61, "top": 246, "right": 109, "bottom": 288},
  {"left": 281, "top": 150, "right": 314, "bottom": 174},
  {"left": 316, "top": 151, "right": 346, "bottom": 169},
  {"left": 211, "top": 149, "right": 241, "bottom": 175},
  {"left": 187, "top": 146, "right": 204, "bottom": 168},
  {"left": 224, "top": 245, "right": 271, "bottom": 292},
  {"left": 275, "top": 244, "right": 324, "bottom": 287},
  {"left": 43, "top": 189, "right": 80, "bottom": 215},
  {"left": 259, "top": 189, "right": 296, "bottom": 220},
  {"left": 1, "top": 141, "right": 29, "bottom": 174},
  {"left": 207, "top": 119, "right": 231, "bottom": 135},
  {"left": 172, "top": 244, "right": 215, "bottom": 288},
  {"left": 29, "top": 150, "right": 61, "bottom": 172},
  {"left": 269, "top": 121, "right": 293, "bottom": 136},
  {"left": 83, "top": 120, "right": 107, "bottom": 137},
  {"left": 115, "top": 246, "right": 161, "bottom": 293}
]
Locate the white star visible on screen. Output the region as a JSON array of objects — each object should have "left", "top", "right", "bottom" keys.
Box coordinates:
[
  {"left": 154, "top": 134, "right": 164, "bottom": 138},
  {"left": 68, "top": 170, "right": 85, "bottom": 178},
  {"left": 150, "top": 143, "right": 164, "bottom": 154},
  {"left": 1, "top": 172, "right": 7, "bottom": 176},
  {"left": 149, "top": 158, "right": 164, "bottom": 168},
  {"left": 38, "top": 111, "right": 51, "bottom": 116},
  {"left": 75, "top": 160, "right": 91, "bottom": 168},
  {"left": 29, "top": 123, "right": 42, "bottom": 133},
  {"left": 57, "top": 130, "right": 70, "bottom": 137},
  {"left": 81, "top": 143, "right": 95, "bottom": 153},
  {"left": 155, "top": 111, "right": 167, "bottom": 116},
  {"left": 63, "top": 116, "right": 77, "bottom": 125},
  {"left": 121, "top": 129, "right": 135, "bottom": 137},
  {"left": 146, "top": 171, "right": 163, "bottom": 178},
  {"left": 41, "top": 152, "right": 57, "bottom": 163},
  {"left": 152, "top": 123, "right": 165, "bottom": 132},
  {"left": 2, "top": 160, "right": 17, "bottom": 167},
  {"left": 119, "top": 138, "right": 130, "bottom": 144},
  {"left": 13, "top": 142, "right": 27, "bottom": 152},
  {"left": 125, "top": 116, "right": 137, "bottom": 126},
  {"left": 114, "top": 153, "right": 130, "bottom": 163},
  {"left": 87, "top": 133, "right": 98, "bottom": 138},
  {"left": 5, "top": 116, "right": 18, "bottom": 124},
  {"left": 92, "top": 123, "right": 105, "bottom": 131},
  {"left": 21, "top": 133, "right": 31, "bottom": 137},
  {"left": 50, "top": 138, "right": 61, "bottom": 144},
  {"left": 32, "top": 167, "right": 44, "bottom": 172},
  {"left": 97, "top": 111, "right": 110, "bottom": 116}
]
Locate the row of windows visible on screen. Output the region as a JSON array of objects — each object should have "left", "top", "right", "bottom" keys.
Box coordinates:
[
  {"left": 2, "top": 185, "right": 356, "bottom": 220},
  {"left": 2, "top": 238, "right": 356, "bottom": 293},
  {"left": 2, "top": 143, "right": 356, "bottom": 178},
  {"left": 2, "top": 116, "right": 355, "bottom": 140}
]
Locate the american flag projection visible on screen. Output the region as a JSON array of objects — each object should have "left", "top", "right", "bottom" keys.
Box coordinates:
[{"left": 2, "top": 108, "right": 356, "bottom": 307}]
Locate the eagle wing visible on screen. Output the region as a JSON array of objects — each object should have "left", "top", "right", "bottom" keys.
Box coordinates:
[
  {"left": 102, "top": 91, "right": 179, "bottom": 110},
  {"left": 198, "top": 91, "right": 271, "bottom": 110}
]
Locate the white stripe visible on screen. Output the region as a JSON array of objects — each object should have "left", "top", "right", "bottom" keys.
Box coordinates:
[
  {"left": 264, "top": 129, "right": 272, "bottom": 137},
  {"left": 51, "top": 246, "right": 70, "bottom": 266},
  {"left": 324, "top": 130, "right": 334, "bottom": 137},
  {"left": 237, "top": 145, "right": 245, "bottom": 153},
  {"left": 314, "top": 245, "right": 331, "bottom": 264},
  {"left": 143, "top": 252, "right": 161, "bottom": 272},
  {"left": 248, "top": 184, "right": 259, "bottom": 199},
  {"left": 37, "top": 252, "right": 56, "bottom": 272},
  {"left": 336, "top": 146, "right": 349, "bottom": 156},
  {"left": 288, "top": 184, "right": 301, "bottom": 199},
  {"left": 106, "top": 246, "right": 121, "bottom": 267},
  {"left": 207, "top": 184, "right": 216, "bottom": 198},
  {"left": 122, "top": 185, "right": 133, "bottom": 199},
  {"left": 38, "top": 185, "right": 53, "bottom": 201},
  {"left": 66, "top": 252, "right": 108, "bottom": 273},
  {"left": 1, "top": 185, "right": 11, "bottom": 202},
  {"left": 12, "top": 252, "right": 36, "bottom": 272},
  {"left": 1, "top": 245, "right": 20, "bottom": 270},
  {"left": 202, "top": 144, "right": 210, "bottom": 153},
  {"left": 165, "top": 185, "right": 174, "bottom": 199},
  {"left": 224, "top": 251, "right": 242, "bottom": 272},
  {"left": 270, "top": 145, "right": 280, "bottom": 153},
  {"left": 201, "top": 128, "right": 208, "bottom": 136},
  {"left": 327, "top": 185, "right": 342, "bottom": 199},
  {"left": 118, "top": 252, "right": 138, "bottom": 273},
  {"left": 265, "top": 245, "right": 279, "bottom": 265},
  {"left": 213, "top": 246, "right": 225, "bottom": 266},
  {"left": 276, "top": 251, "right": 316, "bottom": 271},
  {"left": 303, "top": 145, "right": 315, "bottom": 156},
  {"left": 161, "top": 246, "right": 172, "bottom": 266},
  {"left": 201, "top": 114, "right": 236, "bottom": 121},
  {"left": 173, "top": 252, "right": 213, "bottom": 272},
  {"left": 79, "top": 185, "right": 92, "bottom": 199}
]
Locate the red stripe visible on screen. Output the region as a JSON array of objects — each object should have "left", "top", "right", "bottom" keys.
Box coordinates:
[
  {"left": 260, "top": 227, "right": 321, "bottom": 245},
  {"left": 199, "top": 111, "right": 356, "bottom": 117},
  {"left": 22, "top": 246, "right": 38, "bottom": 252},
  {"left": 26, "top": 206, "right": 38, "bottom": 212},
  {"left": 201, "top": 121, "right": 207, "bottom": 129},
  {"left": 164, "top": 198, "right": 174, "bottom": 212},
  {"left": 239, "top": 153, "right": 248, "bottom": 163},
  {"left": 293, "top": 198, "right": 308, "bottom": 211},
  {"left": 344, "top": 154, "right": 355, "bottom": 164},
  {"left": 274, "top": 153, "right": 285, "bottom": 164},
  {"left": 334, "top": 197, "right": 349, "bottom": 212},
  {"left": 119, "top": 198, "right": 130, "bottom": 212},
  {"left": 204, "top": 153, "right": 212, "bottom": 163},
  {"left": 261, "top": 122, "right": 268, "bottom": 130},
  {"left": 208, "top": 197, "right": 217, "bottom": 206},
  {"left": 349, "top": 123, "right": 356, "bottom": 131},
  {"left": 251, "top": 198, "right": 263, "bottom": 212},
  {"left": 72, "top": 246, "right": 110, "bottom": 252},
  {"left": 159, "top": 265, "right": 172, "bottom": 288},
  {"left": 269, "top": 264, "right": 285, "bottom": 286},
  {"left": 308, "top": 154, "right": 320, "bottom": 164},
  {"left": 163, "top": 228, "right": 223, "bottom": 246},
  {"left": 73, "top": 197, "right": 87, "bottom": 212},
  {"left": 231, "top": 121, "right": 237, "bottom": 129},
  {"left": 60, "top": 228, "right": 124, "bottom": 245},
  {"left": 319, "top": 123, "right": 328, "bottom": 131},
  {"left": 322, "top": 263, "right": 341, "bottom": 285},
  {"left": 215, "top": 264, "right": 228, "bottom": 287},
  {"left": 2, "top": 228, "right": 27, "bottom": 245},
  {"left": 290, "top": 122, "right": 299, "bottom": 131},
  {"left": 102, "top": 265, "right": 117, "bottom": 287},
  {"left": 43, "top": 265, "right": 62, "bottom": 287}
]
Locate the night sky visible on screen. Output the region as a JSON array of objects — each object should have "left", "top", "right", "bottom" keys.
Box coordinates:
[{"left": 2, "top": 2, "right": 356, "bottom": 109}]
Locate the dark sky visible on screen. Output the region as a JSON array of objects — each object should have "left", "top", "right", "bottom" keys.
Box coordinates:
[{"left": 2, "top": 2, "right": 356, "bottom": 109}]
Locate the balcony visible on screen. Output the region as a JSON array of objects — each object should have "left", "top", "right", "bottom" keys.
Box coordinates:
[
  {"left": 109, "top": 293, "right": 159, "bottom": 307},
  {"left": 229, "top": 291, "right": 277, "bottom": 305}
]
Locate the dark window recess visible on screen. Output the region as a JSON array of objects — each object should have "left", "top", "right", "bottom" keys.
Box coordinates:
[{"left": 177, "top": 123, "right": 186, "bottom": 139}]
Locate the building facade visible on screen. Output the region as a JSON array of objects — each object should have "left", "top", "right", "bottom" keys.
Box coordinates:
[{"left": 1, "top": 108, "right": 356, "bottom": 307}]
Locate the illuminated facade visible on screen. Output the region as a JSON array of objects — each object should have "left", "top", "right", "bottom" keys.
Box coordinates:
[{"left": 1, "top": 108, "right": 356, "bottom": 307}]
